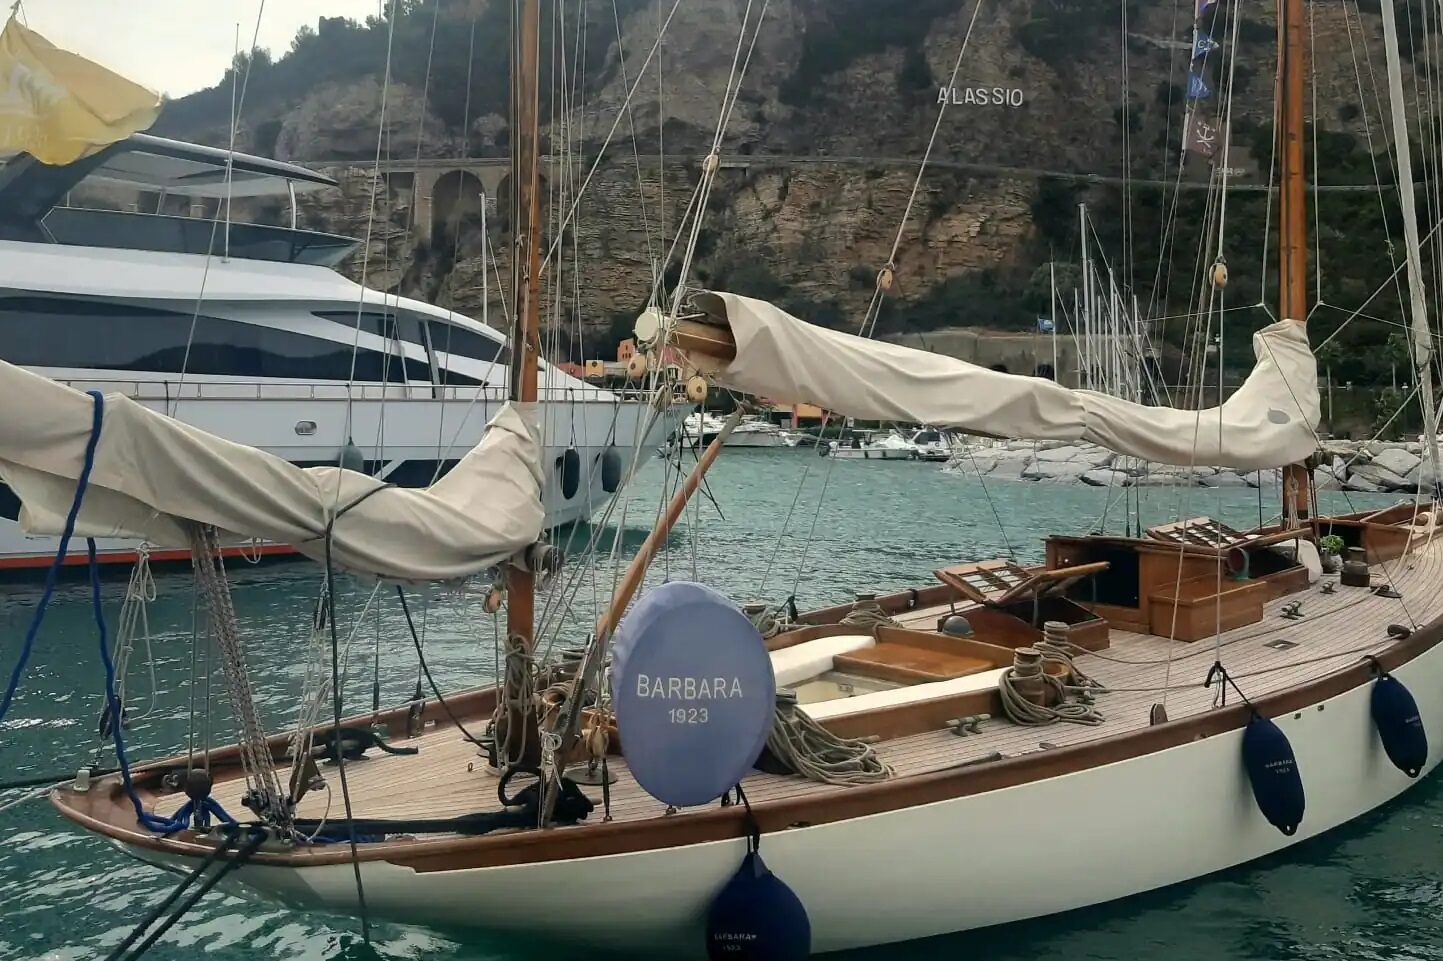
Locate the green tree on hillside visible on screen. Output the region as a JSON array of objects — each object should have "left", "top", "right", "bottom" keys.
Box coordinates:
[{"left": 1384, "top": 330, "right": 1412, "bottom": 389}]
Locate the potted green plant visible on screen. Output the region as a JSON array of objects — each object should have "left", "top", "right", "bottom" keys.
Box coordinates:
[{"left": 1318, "top": 534, "right": 1345, "bottom": 573}]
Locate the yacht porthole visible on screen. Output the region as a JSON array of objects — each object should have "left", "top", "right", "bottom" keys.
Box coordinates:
[{"left": 294, "top": 421, "right": 317, "bottom": 436}]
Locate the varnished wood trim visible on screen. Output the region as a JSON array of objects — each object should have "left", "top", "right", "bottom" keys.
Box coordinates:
[
  {"left": 801, "top": 584, "right": 957, "bottom": 625},
  {"left": 871, "top": 626, "right": 1017, "bottom": 666},
  {"left": 816, "top": 687, "right": 1004, "bottom": 743}
]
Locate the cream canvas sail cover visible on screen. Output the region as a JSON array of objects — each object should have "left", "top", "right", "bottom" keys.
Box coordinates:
[
  {"left": 0, "top": 361, "right": 544, "bottom": 581},
  {"left": 688, "top": 293, "right": 1320, "bottom": 470},
  {"left": 0, "top": 17, "right": 161, "bottom": 165}
]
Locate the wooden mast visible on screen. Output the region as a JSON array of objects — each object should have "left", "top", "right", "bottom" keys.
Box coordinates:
[
  {"left": 500, "top": 0, "right": 543, "bottom": 769},
  {"left": 1278, "top": 0, "right": 1312, "bottom": 524}
]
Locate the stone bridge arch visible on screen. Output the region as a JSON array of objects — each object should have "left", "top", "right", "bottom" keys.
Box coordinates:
[
  {"left": 430, "top": 168, "right": 486, "bottom": 242},
  {"left": 493, "top": 171, "right": 552, "bottom": 235}
]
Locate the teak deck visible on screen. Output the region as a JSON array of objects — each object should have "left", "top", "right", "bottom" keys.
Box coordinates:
[{"left": 193, "top": 530, "right": 1443, "bottom": 830}]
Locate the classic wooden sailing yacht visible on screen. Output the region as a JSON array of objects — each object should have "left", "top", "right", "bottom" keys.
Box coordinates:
[{"left": 14, "top": 0, "right": 1443, "bottom": 957}]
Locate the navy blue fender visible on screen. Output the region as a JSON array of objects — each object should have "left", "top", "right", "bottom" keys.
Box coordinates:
[
  {"left": 1371, "top": 672, "right": 1427, "bottom": 777},
  {"left": 1241, "top": 714, "right": 1305, "bottom": 836},
  {"left": 707, "top": 850, "right": 811, "bottom": 961},
  {"left": 560, "top": 447, "right": 581, "bottom": 500},
  {"left": 600, "top": 447, "right": 623, "bottom": 493}
]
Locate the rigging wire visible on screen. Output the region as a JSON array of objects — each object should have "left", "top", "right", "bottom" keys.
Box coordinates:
[
  {"left": 662, "top": 0, "right": 770, "bottom": 325},
  {"left": 862, "top": 0, "right": 986, "bottom": 339},
  {"left": 611, "top": 0, "right": 660, "bottom": 288},
  {"left": 539, "top": 0, "right": 686, "bottom": 273},
  {"left": 396, "top": 586, "right": 486, "bottom": 746},
  {"left": 1118, "top": 0, "right": 1134, "bottom": 299},
  {"left": 172, "top": 0, "right": 268, "bottom": 415},
  {"left": 323, "top": 526, "right": 371, "bottom": 942}
]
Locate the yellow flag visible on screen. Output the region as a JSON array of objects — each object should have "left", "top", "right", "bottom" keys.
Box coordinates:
[{"left": 0, "top": 16, "right": 160, "bottom": 165}]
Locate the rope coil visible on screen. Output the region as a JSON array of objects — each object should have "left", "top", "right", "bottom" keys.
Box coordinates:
[
  {"left": 839, "top": 599, "right": 902, "bottom": 632},
  {"left": 764, "top": 691, "right": 891, "bottom": 785},
  {"left": 997, "top": 623, "right": 1107, "bottom": 727}
]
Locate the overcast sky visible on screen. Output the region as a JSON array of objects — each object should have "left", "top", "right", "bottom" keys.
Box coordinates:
[{"left": 17, "top": 1, "right": 379, "bottom": 97}]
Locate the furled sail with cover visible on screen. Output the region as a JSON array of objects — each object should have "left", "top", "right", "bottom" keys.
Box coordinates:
[
  {"left": 684, "top": 293, "right": 1320, "bottom": 470},
  {"left": 0, "top": 361, "right": 544, "bottom": 581},
  {"left": 0, "top": 16, "right": 161, "bottom": 165}
]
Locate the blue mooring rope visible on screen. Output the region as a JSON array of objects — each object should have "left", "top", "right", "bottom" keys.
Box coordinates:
[
  {"left": 92, "top": 534, "right": 234, "bottom": 833},
  {"left": 0, "top": 390, "right": 107, "bottom": 725},
  {"left": 0, "top": 388, "right": 232, "bottom": 833}
]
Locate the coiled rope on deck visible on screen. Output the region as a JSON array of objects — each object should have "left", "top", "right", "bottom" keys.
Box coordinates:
[
  {"left": 839, "top": 599, "right": 902, "bottom": 631},
  {"left": 997, "top": 627, "right": 1107, "bottom": 727},
  {"left": 765, "top": 691, "right": 892, "bottom": 785},
  {"left": 998, "top": 665, "right": 1104, "bottom": 726},
  {"left": 1036, "top": 636, "right": 1107, "bottom": 694}
]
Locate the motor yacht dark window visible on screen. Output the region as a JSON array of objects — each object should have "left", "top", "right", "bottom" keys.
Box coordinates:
[
  {"left": 0, "top": 297, "right": 395, "bottom": 382},
  {"left": 0, "top": 484, "right": 19, "bottom": 522},
  {"left": 424, "top": 320, "right": 510, "bottom": 383},
  {"left": 312, "top": 310, "right": 433, "bottom": 382}
]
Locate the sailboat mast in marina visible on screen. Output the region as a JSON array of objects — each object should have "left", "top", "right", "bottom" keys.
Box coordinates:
[
  {"left": 9, "top": 1, "right": 1443, "bottom": 958},
  {"left": 500, "top": 0, "right": 544, "bottom": 773},
  {"left": 1278, "top": 0, "right": 1313, "bottom": 526}
]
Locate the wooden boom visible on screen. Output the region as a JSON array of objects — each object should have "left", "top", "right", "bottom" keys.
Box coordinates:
[{"left": 672, "top": 318, "right": 738, "bottom": 364}]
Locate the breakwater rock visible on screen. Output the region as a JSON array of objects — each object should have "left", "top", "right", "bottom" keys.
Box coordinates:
[{"left": 941, "top": 439, "right": 1439, "bottom": 492}]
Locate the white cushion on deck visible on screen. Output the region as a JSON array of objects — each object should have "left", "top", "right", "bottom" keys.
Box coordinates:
[
  {"left": 803, "top": 668, "right": 1007, "bottom": 722},
  {"left": 770, "top": 633, "right": 877, "bottom": 688},
  {"left": 1295, "top": 539, "right": 1322, "bottom": 584}
]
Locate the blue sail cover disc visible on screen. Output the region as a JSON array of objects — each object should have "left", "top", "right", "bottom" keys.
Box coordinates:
[{"left": 612, "top": 581, "right": 776, "bottom": 807}]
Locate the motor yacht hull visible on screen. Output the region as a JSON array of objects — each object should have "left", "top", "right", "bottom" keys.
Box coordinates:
[{"left": 910, "top": 448, "right": 952, "bottom": 462}]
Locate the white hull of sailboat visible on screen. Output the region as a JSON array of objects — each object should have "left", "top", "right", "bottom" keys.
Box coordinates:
[{"left": 131, "top": 636, "right": 1443, "bottom": 956}]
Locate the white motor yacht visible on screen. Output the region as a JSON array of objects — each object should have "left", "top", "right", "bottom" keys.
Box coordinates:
[
  {"left": 726, "top": 415, "right": 794, "bottom": 448},
  {"left": 667, "top": 411, "right": 794, "bottom": 450},
  {"left": 825, "top": 429, "right": 914, "bottom": 460},
  {"left": 904, "top": 428, "right": 957, "bottom": 462},
  {"left": 0, "top": 134, "right": 674, "bottom": 570}
]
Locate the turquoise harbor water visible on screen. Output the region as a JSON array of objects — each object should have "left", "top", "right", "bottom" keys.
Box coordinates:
[{"left": 1, "top": 453, "right": 1439, "bottom": 961}]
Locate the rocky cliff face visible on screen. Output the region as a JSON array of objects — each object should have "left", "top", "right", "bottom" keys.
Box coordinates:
[{"left": 155, "top": 0, "right": 1420, "bottom": 372}]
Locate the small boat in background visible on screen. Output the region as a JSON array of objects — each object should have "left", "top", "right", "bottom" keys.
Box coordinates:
[
  {"left": 826, "top": 429, "right": 914, "bottom": 459},
  {"left": 728, "top": 415, "right": 795, "bottom": 448},
  {"left": 669, "top": 411, "right": 796, "bottom": 450},
  {"left": 903, "top": 428, "right": 958, "bottom": 461}
]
